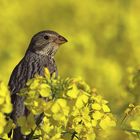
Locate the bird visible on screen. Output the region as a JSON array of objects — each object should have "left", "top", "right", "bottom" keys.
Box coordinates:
[{"left": 8, "top": 30, "right": 68, "bottom": 140}]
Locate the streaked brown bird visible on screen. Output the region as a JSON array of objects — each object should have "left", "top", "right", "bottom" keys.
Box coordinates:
[{"left": 8, "top": 30, "right": 67, "bottom": 140}]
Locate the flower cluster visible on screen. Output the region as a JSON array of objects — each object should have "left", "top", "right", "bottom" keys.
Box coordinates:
[
  {"left": 18, "top": 71, "right": 116, "bottom": 140},
  {"left": 0, "top": 82, "right": 12, "bottom": 139}
]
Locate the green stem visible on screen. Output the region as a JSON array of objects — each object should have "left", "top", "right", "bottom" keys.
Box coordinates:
[
  {"left": 28, "top": 112, "right": 44, "bottom": 140},
  {"left": 122, "top": 128, "right": 140, "bottom": 133},
  {"left": 119, "top": 107, "right": 134, "bottom": 127}
]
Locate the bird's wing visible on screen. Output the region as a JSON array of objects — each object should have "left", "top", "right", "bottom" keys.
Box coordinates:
[
  {"left": 8, "top": 54, "right": 37, "bottom": 95},
  {"left": 8, "top": 57, "right": 39, "bottom": 95},
  {"left": 8, "top": 58, "right": 28, "bottom": 95},
  {"left": 8, "top": 54, "right": 58, "bottom": 95}
]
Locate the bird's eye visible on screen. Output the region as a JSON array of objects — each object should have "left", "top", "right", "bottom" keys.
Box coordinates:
[{"left": 44, "top": 35, "right": 49, "bottom": 40}]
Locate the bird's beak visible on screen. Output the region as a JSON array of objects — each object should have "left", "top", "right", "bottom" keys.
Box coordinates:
[{"left": 55, "top": 35, "right": 68, "bottom": 45}]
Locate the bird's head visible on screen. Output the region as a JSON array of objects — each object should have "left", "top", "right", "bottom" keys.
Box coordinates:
[{"left": 28, "top": 30, "right": 68, "bottom": 56}]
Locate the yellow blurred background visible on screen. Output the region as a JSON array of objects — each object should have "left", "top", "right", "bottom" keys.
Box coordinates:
[{"left": 0, "top": 0, "right": 140, "bottom": 114}]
